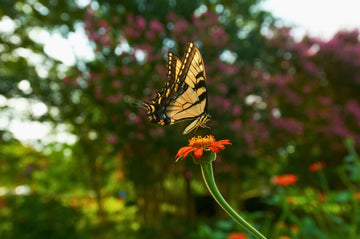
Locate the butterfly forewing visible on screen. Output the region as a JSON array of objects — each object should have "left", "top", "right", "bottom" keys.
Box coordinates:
[{"left": 167, "top": 52, "right": 182, "bottom": 85}]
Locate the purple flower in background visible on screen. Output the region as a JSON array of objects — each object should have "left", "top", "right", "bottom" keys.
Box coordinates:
[
  {"left": 345, "top": 100, "right": 360, "bottom": 121},
  {"left": 185, "top": 171, "right": 192, "bottom": 179},
  {"left": 135, "top": 16, "right": 146, "bottom": 30},
  {"left": 124, "top": 27, "right": 141, "bottom": 38},
  {"left": 106, "top": 134, "right": 118, "bottom": 144},
  {"left": 149, "top": 128, "right": 165, "bottom": 137},
  {"left": 302, "top": 60, "right": 322, "bottom": 76},
  {"left": 145, "top": 30, "right": 156, "bottom": 40},
  {"left": 62, "top": 77, "right": 78, "bottom": 86},
  {"left": 149, "top": 20, "right": 164, "bottom": 32},
  {"left": 318, "top": 96, "right": 332, "bottom": 105},
  {"left": 303, "top": 85, "right": 312, "bottom": 94},
  {"left": 121, "top": 66, "right": 132, "bottom": 76},
  {"left": 230, "top": 119, "right": 242, "bottom": 131},
  {"left": 211, "top": 27, "right": 229, "bottom": 45},
  {"left": 112, "top": 80, "right": 121, "bottom": 89},
  {"left": 173, "top": 19, "right": 189, "bottom": 35},
  {"left": 270, "top": 116, "right": 304, "bottom": 136},
  {"left": 232, "top": 105, "right": 242, "bottom": 116},
  {"left": 95, "top": 85, "right": 102, "bottom": 99}
]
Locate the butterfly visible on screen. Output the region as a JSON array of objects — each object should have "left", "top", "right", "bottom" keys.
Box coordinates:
[{"left": 143, "top": 42, "right": 211, "bottom": 134}]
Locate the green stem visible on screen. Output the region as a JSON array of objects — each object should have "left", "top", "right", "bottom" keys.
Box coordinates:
[{"left": 200, "top": 160, "right": 267, "bottom": 239}]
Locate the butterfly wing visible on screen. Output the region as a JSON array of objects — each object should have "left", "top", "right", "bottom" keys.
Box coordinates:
[
  {"left": 170, "top": 42, "right": 209, "bottom": 134},
  {"left": 143, "top": 42, "right": 210, "bottom": 134}
]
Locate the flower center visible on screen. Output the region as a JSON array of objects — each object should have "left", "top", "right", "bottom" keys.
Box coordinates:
[{"left": 189, "top": 135, "right": 215, "bottom": 148}]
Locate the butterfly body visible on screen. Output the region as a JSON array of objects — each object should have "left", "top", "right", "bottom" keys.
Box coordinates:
[{"left": 143, "top": 42, "right": 211, "bottom": 135}]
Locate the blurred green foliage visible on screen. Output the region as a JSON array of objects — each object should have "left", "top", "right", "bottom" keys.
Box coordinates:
[{"left": 1, "top": 0, "right": 360, "bottom": 238}]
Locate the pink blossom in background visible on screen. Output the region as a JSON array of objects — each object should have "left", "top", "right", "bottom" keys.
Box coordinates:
[
  {"left": 306, "top": 108, "right": 329, "bottom": 120},
  {"left": 106, "top": 134, "right": 118, "bottom": 145},
  {"left": 303, "top": 85, "right": 312, "bottom": 94},
  {"left": 271, "top": 74, "right": 292, "bottom": 86},
  {"left": 121, "top": 66, "right": 132, "bottom": 76},
  {"left": 107, "top": 95, "right": 118, "bottom": 104},
  {"left": 232, "top": 105, "right": 242, "bottom": 116},
  {"left": 302, "top": 60, "right": 322, "bottom": 76},
  {"left": 123, "top": 27, "right": 141, "bottom": 38},
  {"left": 149, "top": 128, "right": 165, "bottom": 137},
  {"left": 355, "top": 75, "right": 360, "bottom": 84},
  {"left": 166, "top": 12, "right": 178, "bottom": 21},
  {"left": 126, "top": 14, "right": 135, "bottom": 24},
  {"left": 88, "top": 32, "right": 100, "bottom": 41},
  {"left": 318, "top": 96, "right": 332, "bottom": 105},
  {"left": 283, "top": 87, "right": 302, "bottom": 105},
  {"left": 217, "top": 61, "right": 238, "bottom": 75},
  {"left": 135, "top": 16, "right": 146, "bottom": 30},
  {"left": 98, "top": 19, "right": 109, "bottom": 29},
  {"left": 223, "top": 98, "right": 231, "bottom": 109},
  {"left": 101, "top": 36, "right": 112, "bottom": 47},
  {"left": 217, "top": 83, "right": 228, "bottom": 94},
  {"left": 112, "top": 80, "right": 121, "bottom": 89},
  {"left": 318, "top": 106, "right": 356, "bottom": 139},
  {"left": 149, "top": 20, "right": 164, "bottom": 32},
  {"left": 221, "top": 165, "right": 231, "bottom": 173},
  {"left": 244, "top": 132, "right": 254, "bottom": 150},
  {"left": 270, "top": 116, "right": 304, "bottom": 136},
  {"left": 94, "top": 85, "right": 102, "bottom": 99},
  {"left": 135, "top": 43, "right": 155, "bottom": 62},
  {"left": 211, "top": 27, "right": 229, "bottom": 46},
  {"left": 62, "top": 77, "right": 78, "bottom": 86},
  {"left": 294, "top": 41, "right": 309, "bottom": 57},
  {"left": 332, "top": 123, "right": 351, "bottom": 138},
  {"left": 124, "top": 110, "right": 131, "bottom": 118},
  {"left": 185, "top": 171, "right": 192, "bottom": 179},
  {"left": 136, "top": 133, "right": 145, "bottom": 140},
  {"left": 145, "top": 30, "right": 156, "bottom": 41},
  {"left": 345, "top": 100, "right": 360, "bottom": 121},
  {"left": 88, "top": 72, "right": 102, "bottom": 84},
  {"left": 111, "top": 114, "right": 118, "bottom": 122},
  {"left": 213, "top": 96, "right": 232, "bottom": 113},
  {"left": 109, "top": 67, "right": 118, "bottom": 76},
  {"left": 249, "top": 118, "right": 270, "bottom": 142},
  {"left": 155, "top": 63, "right": 166, "bottom": 79},
  {"left": 130, "top": 115, "right": 141, "bottom": 124},
  {"left": 320, "top": 30, "right": 360, "bottom": 67},
  {"left": 230, "top": 119, "right": 242, "bottom": 130},
  {"left": 172, "top": 19, "right": 189, "bottom": 35},
  {"left": 193, "top": 10, "right": 219, "bottom": 28},
  {"left": 106, "top": 93, "right": 123, "bottom": 104}
]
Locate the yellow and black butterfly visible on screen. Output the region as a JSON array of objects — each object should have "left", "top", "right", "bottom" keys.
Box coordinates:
[{"left": 143, "top": 42, "right": 211, "bottom": 134}]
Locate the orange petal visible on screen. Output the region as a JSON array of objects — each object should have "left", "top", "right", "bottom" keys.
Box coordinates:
[
  {"left": 208, "top": 145, "right": 219, "bottom": 153},
  {"left": 194, "top": 147, "right": 203, "bottom": 158},
  {"left": 175, "top": 146, "right": 193, "bottom": 158},
  {"left": 215, "top": 143, "right": 226, "bottom": 149},
  {"left": 183, "top": 148, "right": 195, "bottom": 159},
  {"left": 216, "top": 140, "right": 232, "bottom": 145}
]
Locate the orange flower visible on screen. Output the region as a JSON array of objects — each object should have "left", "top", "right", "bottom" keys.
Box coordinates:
[
  {"left": 175, "top": 135, "right": 231, "bottom": 160},
  {"left": 317, "top": 193, "right": 326, "bottom": 202},
  {"left": 290, "top": 224, "right": 299, "bottom": 233},
  {"left": 272, "top": 174, "right": 298, "bottom": 186},
  {"left": 353, "top": 192, "right": 360, "bottom": 200},
  {"left": 309, "top": 161, "right": 326, "bottom": 172},
  {"left": 286, "top": 196, "right": 295, "bottom": 204},
  {"left": 278, "top": 236, "right": 291, "bottom": 239},
  {"left": 227, "top": 232, "right": 247, "bottom": 239}
]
